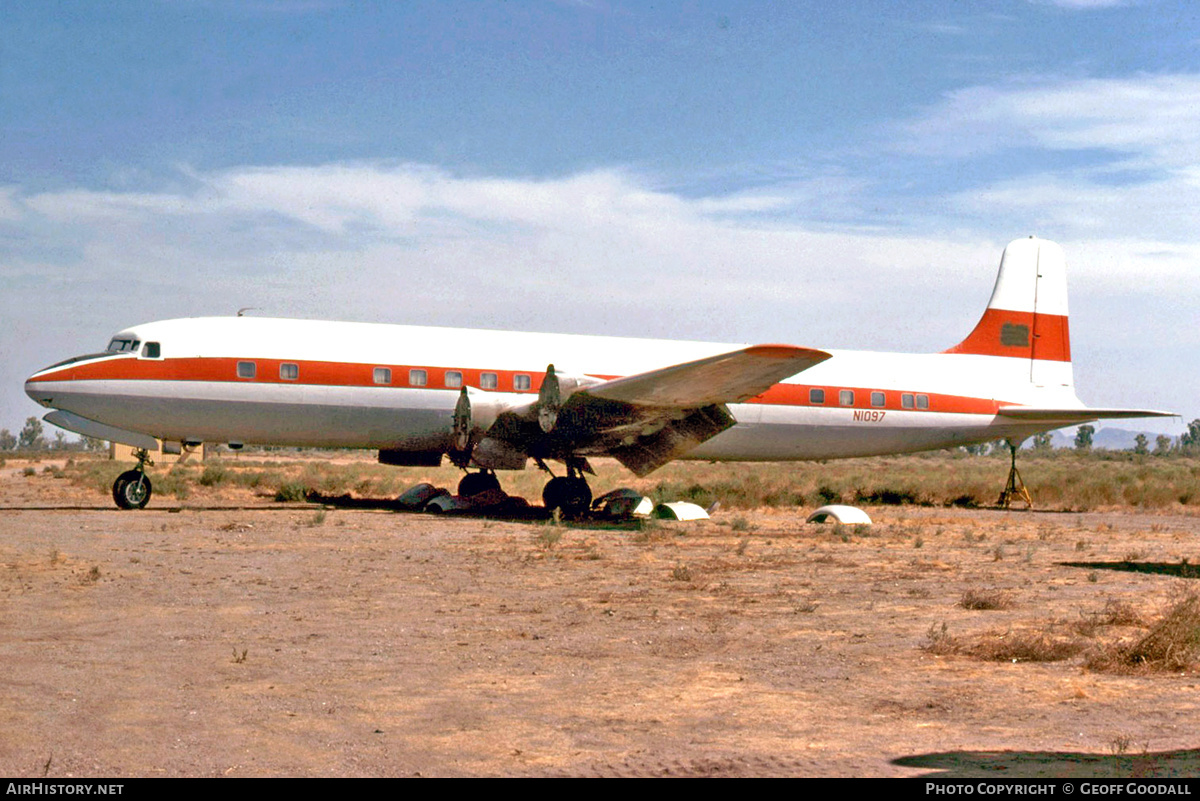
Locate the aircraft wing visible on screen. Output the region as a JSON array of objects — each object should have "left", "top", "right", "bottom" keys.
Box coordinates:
[
  {"left": 585, "top": 344, "right": 831, "bottom": 407},
  {"left": 476, "top": 344, "right": 830, "bottom": 476},
  {"left": 996, "top": 406, "right": 1176, "bottom": 424}
]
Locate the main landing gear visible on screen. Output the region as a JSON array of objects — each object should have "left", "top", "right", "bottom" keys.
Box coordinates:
[
  {"left": 541, "top": 462, "right": 592, "bottom": 517},
  {"left": 457, "top": 470, "right": 501, "bottom": 498},
  {"left": 112, "top": 449, "right": 153, "bottom": 510},
  {"left": 454, "top": 461, "right": 594, "bottom": 517},
  {"left": 998, "top": 440, "right": 1032, "bottom": 510}
]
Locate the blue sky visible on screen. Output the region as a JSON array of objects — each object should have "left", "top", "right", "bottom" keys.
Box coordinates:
[{"left": 1, "top": 0, "right": 1196, "bottom": 436}]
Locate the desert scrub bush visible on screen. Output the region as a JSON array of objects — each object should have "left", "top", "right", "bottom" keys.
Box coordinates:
[
  {"left": 199, "top": 464, "right": 229, "bottom": 486},
  {"left": 812, "top": 484, "right": 842, "bottom": 505},
  {"left": 920, "top": 622, "right": 961, "bottom": 656},
  {"left": 232, "top": 468, "right": 286, "bottom": 490},
  {"left": 729, "top": 515, "right": 753, "bottom": 532},
  {"left": 649, "top": 477, "right": 798, "bottom": 509},
  {"left": 1088, "top": 593, "right": 1200, "bottom": 673},
  {"left": 156, "top": 467, "right": 193, "bottom": 499},
  {"left": 535, "top": 526, "right": 563, "bottom": 550},
  {"left": 1097, "top": 599, "right": 1144, "bottom": 627},
  {"left": 959, "top": 588, "right": 1014, "bottom": 610},
  {"left": 62, "top": 459, "right": 132, "bottom": 494},
  {"left": 970, "top": 627, "right": 1083, "bottom": 663},
  {"left": 274, "top": 482, "right": 309, "bottom": 502}
]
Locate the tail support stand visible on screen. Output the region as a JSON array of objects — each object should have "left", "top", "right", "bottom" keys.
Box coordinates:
[{"left": 998, "top": 440, "right": 1032, "bottom": 510}]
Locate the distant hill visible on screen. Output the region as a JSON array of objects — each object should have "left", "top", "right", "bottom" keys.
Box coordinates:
[
  {"left": 1091, "top": 428, "right": 1174, "bottom": 451},
  {"left": 1018, "top": 428, "right": 1174, "bottom": 451}
]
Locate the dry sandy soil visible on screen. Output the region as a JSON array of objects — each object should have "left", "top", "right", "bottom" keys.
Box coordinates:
[{"left": 2, "top": 457, "right": 1199, "bottom": 778}]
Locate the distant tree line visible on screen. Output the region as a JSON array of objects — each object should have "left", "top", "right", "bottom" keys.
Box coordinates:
[
  {"left": 0, "top": 417, "right": 106, "bottom": 453},
  {"left": 955, "top": 418, "right": 1199, "bottom": 458},
  {"left": 4, "top": 414, "right": 1199, "bottom": 458}
]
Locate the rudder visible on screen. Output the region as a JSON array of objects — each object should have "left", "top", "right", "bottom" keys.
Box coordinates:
[{"left": 944, "top": 236, "right": 1073, "bottom": 388}]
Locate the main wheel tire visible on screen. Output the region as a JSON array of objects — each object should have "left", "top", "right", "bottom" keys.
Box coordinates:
[
  {"left": 458, "top": 471, "right": 501, "bottom": 498},
  {"left": 112, "top": 470, "right": 152, "bottom": 510},
  {"left": 542, "top": 476, "right": 592, "bottom": 516}
]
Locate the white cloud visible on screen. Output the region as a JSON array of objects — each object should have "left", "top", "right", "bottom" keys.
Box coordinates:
[
  {"left": 904, "top": 74, "right": 1200, "bottom": 167},
  {"left": 0, "top": 186, "right": 21, "bottom": 221}
]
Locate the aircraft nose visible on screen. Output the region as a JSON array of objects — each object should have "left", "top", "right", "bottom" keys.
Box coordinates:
[
  {"left": 25, "top": 361, "right": 64, "bottom": 408},
  {"left": 25, "top": 376, "right": 54, "bottom": 408}
]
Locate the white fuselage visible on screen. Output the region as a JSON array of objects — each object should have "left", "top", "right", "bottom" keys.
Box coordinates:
[{"left": 25, "top": 315, "right": 1081, "bottom": 464}]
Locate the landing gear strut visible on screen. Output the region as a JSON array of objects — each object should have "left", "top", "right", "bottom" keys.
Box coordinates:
[
  {"left": 998, "top": 440, "right": 1032, "bottom": 510},
  {"left": 112, "top": 449, "right": 154, "bottom": 510},
  {"left": 541, "top": 461, "right": 592, "bottom": 517}
]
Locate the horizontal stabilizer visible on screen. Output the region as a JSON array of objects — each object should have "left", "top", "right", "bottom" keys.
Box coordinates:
[
  {"left": 587, "top": 344, "right": 830, "bottom": 408},
  {"left": 997, "top": 406, "right": 1175, "bottom": 424}
]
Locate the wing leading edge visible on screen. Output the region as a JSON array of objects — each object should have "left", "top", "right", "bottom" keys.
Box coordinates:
[
  {"left": 587, "top": 344, "right": 830, "bottom": 407},
  {"left": 477, "top": 344, "right": 831, "bottom": 476}
]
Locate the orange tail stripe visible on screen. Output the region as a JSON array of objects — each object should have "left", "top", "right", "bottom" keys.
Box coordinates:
[{"left": 943, "top": 309, "right": 1070, "bottom": 362}]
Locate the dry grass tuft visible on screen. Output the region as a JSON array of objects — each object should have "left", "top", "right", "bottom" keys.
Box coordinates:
[
  {"left": 1088, "top": 593, "right": 1200, "bottom": 673},
  {"left": 959, "top": 588, "right": 1014, "bottom": 610},
  {"left": 1098, "top": 599, "right": 1144, "bottom": 627},
  {"left": 671, "top": 564, "right": 693, "bottom": 582},
  {"left": 920, "top": 622, "right": 962, "bottom": 655},
  {"left": 970, "top": 627, "right": 1083, "bottom": 663}
]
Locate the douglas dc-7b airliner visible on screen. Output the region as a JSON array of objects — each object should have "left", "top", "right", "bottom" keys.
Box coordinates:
[{"left": 25, "top": 237, "right": 1171, "bottom": 512}]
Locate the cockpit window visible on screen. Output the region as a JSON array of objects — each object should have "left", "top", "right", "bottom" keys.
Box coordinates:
[
  {"left": 142, "top": 342, "right": 161, "bottom": 359},
  {"left": 106, "top": 337, "right": 140, "bottom": 353}
]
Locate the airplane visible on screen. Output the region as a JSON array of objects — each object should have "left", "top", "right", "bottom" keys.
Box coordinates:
[{"left": 25, "top": 236, "right": 1172, "bottom": 513}]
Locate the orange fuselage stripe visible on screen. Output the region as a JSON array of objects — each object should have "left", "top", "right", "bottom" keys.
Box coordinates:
[{"left": 32, "top": 356, "right": 1007, "bottom": 416}]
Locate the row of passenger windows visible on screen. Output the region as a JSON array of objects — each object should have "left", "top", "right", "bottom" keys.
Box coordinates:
[
  {"left": 230, "top": 361, "right": 934, "bottom": 409},
  {"left": 233, "top": 361, "right": 537, "bottom": 391},
  {"left": 372, "top": 367, "right": 532, "bottom": 390},
  {"left": 808, "top": 388, "right": 930, "bottom": 409}
]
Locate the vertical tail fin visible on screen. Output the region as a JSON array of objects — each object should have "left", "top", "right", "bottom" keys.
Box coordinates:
[{"left": 944, "top": 236, "right": 1073, "bottom": 388}]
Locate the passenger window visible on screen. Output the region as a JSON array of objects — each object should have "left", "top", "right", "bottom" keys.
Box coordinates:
[
  {"left": 871, "top": 391, "right": 885, "bottom": 408},
  {"left": 839, "top": 389, "right": 855, "bottom": 406},
  {"left": 445, "top": 370, "right": 463, "bottom": 388},
  {"left": 481, "top": 372, "right": 498, "bottom": 390},
  {"left": 237, "top": 361, "right": 256, "bottom": 379},
  {"left": 280, "top": 363, "right": 299, "bottom": 380},
  {"left": 916, "top": 394, "right": 930, "bottom": 410},
  {"left": 409, "top": 369, "right": 427, "bottom": 387},
  {"left": 142, "top": 342, "right": 161, "bottom": 359},
  {"left": 901, "top": 393, "right": 914, "bottom": 409},
  {"left": 374, "top": 367, "right": 392, "bottom": 385},
  {"left": 514, "top": 374, "right": 531, "bottom": 391},
  {"left": 809, "top": 388, "right": 825, "bottom": 404}
]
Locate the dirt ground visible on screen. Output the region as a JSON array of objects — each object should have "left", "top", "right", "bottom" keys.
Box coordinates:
[{"left": 2, "top": 457, "right": 1199, "bottom": 778}]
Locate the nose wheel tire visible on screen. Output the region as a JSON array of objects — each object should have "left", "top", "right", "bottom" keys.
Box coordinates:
[
  {"left": 112, "top": 470, "right": 152, "bottom": 510},
  {"left": 542, "top": 476, "right": 591, "bottom": 517}
]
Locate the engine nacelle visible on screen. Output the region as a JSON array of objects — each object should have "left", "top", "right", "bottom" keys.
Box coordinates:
[{"left": 537, "top": 364, "right": 602, "bottom": 432}]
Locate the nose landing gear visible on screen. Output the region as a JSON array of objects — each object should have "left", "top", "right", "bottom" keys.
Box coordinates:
[{"left": 112, "top": 449, "right": 154, "bottom": 509}]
